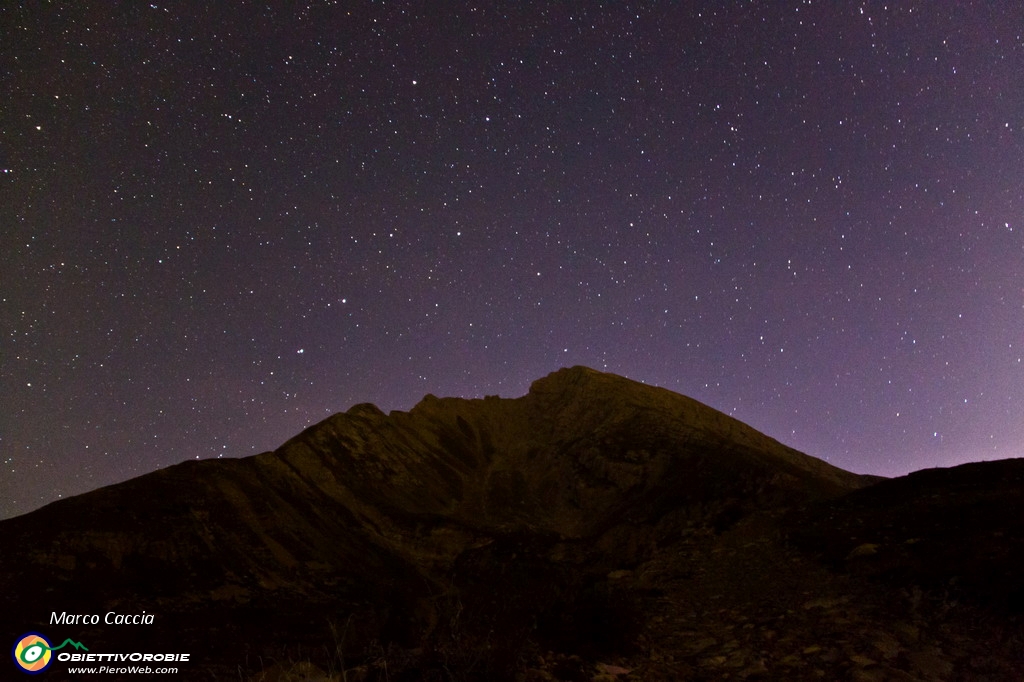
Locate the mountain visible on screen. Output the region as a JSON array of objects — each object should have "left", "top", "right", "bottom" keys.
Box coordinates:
[{"left": 1, "top": 366, "right": 1021, "bottom": 680}]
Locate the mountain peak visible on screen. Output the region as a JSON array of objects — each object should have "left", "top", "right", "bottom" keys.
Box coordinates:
[
  {"left": 529, "top": 364, "right": 605, "bottom": 388},
  {"left": 3, "top": 368, "right": 1018, "bottom": 680},
  {"left": 527, "top": 364, "right": 652, "bottom": 400}
]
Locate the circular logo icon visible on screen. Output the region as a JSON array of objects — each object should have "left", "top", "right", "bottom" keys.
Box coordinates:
[{"left": 12, "top": 633, "right": 52, "bottom": 674}]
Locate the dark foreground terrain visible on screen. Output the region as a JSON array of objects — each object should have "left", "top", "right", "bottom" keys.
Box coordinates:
[{"left": 2, "top": 367, "right": 1021, "bottom": 680}]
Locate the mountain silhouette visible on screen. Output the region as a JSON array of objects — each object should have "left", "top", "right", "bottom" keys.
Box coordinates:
[{"left": 1, "top": 366, "right": 1021, "bottom": 680}]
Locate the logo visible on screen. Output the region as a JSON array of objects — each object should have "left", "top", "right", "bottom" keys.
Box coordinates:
[{"left": 12, "top": 633, "right": 88, "bottom": 674}]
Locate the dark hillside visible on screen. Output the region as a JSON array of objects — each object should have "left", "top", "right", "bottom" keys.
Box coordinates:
[{"left": 2, "top": 367, "right": 1020, "bottom": 680}]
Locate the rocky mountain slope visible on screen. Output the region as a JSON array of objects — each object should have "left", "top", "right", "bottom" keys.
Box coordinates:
[{"left": 1, "top": 366, "right": 1021, "bottom": 680}]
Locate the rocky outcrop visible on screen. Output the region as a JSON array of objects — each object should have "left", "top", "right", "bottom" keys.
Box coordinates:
[{"left": 1, "top": 367, "right": 1020, "bottom": 680}]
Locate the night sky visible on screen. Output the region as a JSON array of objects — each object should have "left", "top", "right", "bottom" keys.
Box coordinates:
[{"left": 2, "top": 2, "right": 1022, "bottom": 520}]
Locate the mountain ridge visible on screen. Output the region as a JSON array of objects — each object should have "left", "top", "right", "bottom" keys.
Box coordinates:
[{"left": 1, "top": 366, "right": 1020, "bottom": 680}]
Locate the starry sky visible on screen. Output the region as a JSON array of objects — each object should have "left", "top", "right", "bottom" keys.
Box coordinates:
[{"left": 2, "top": 1, "right": 1022, "bottom": 520}]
